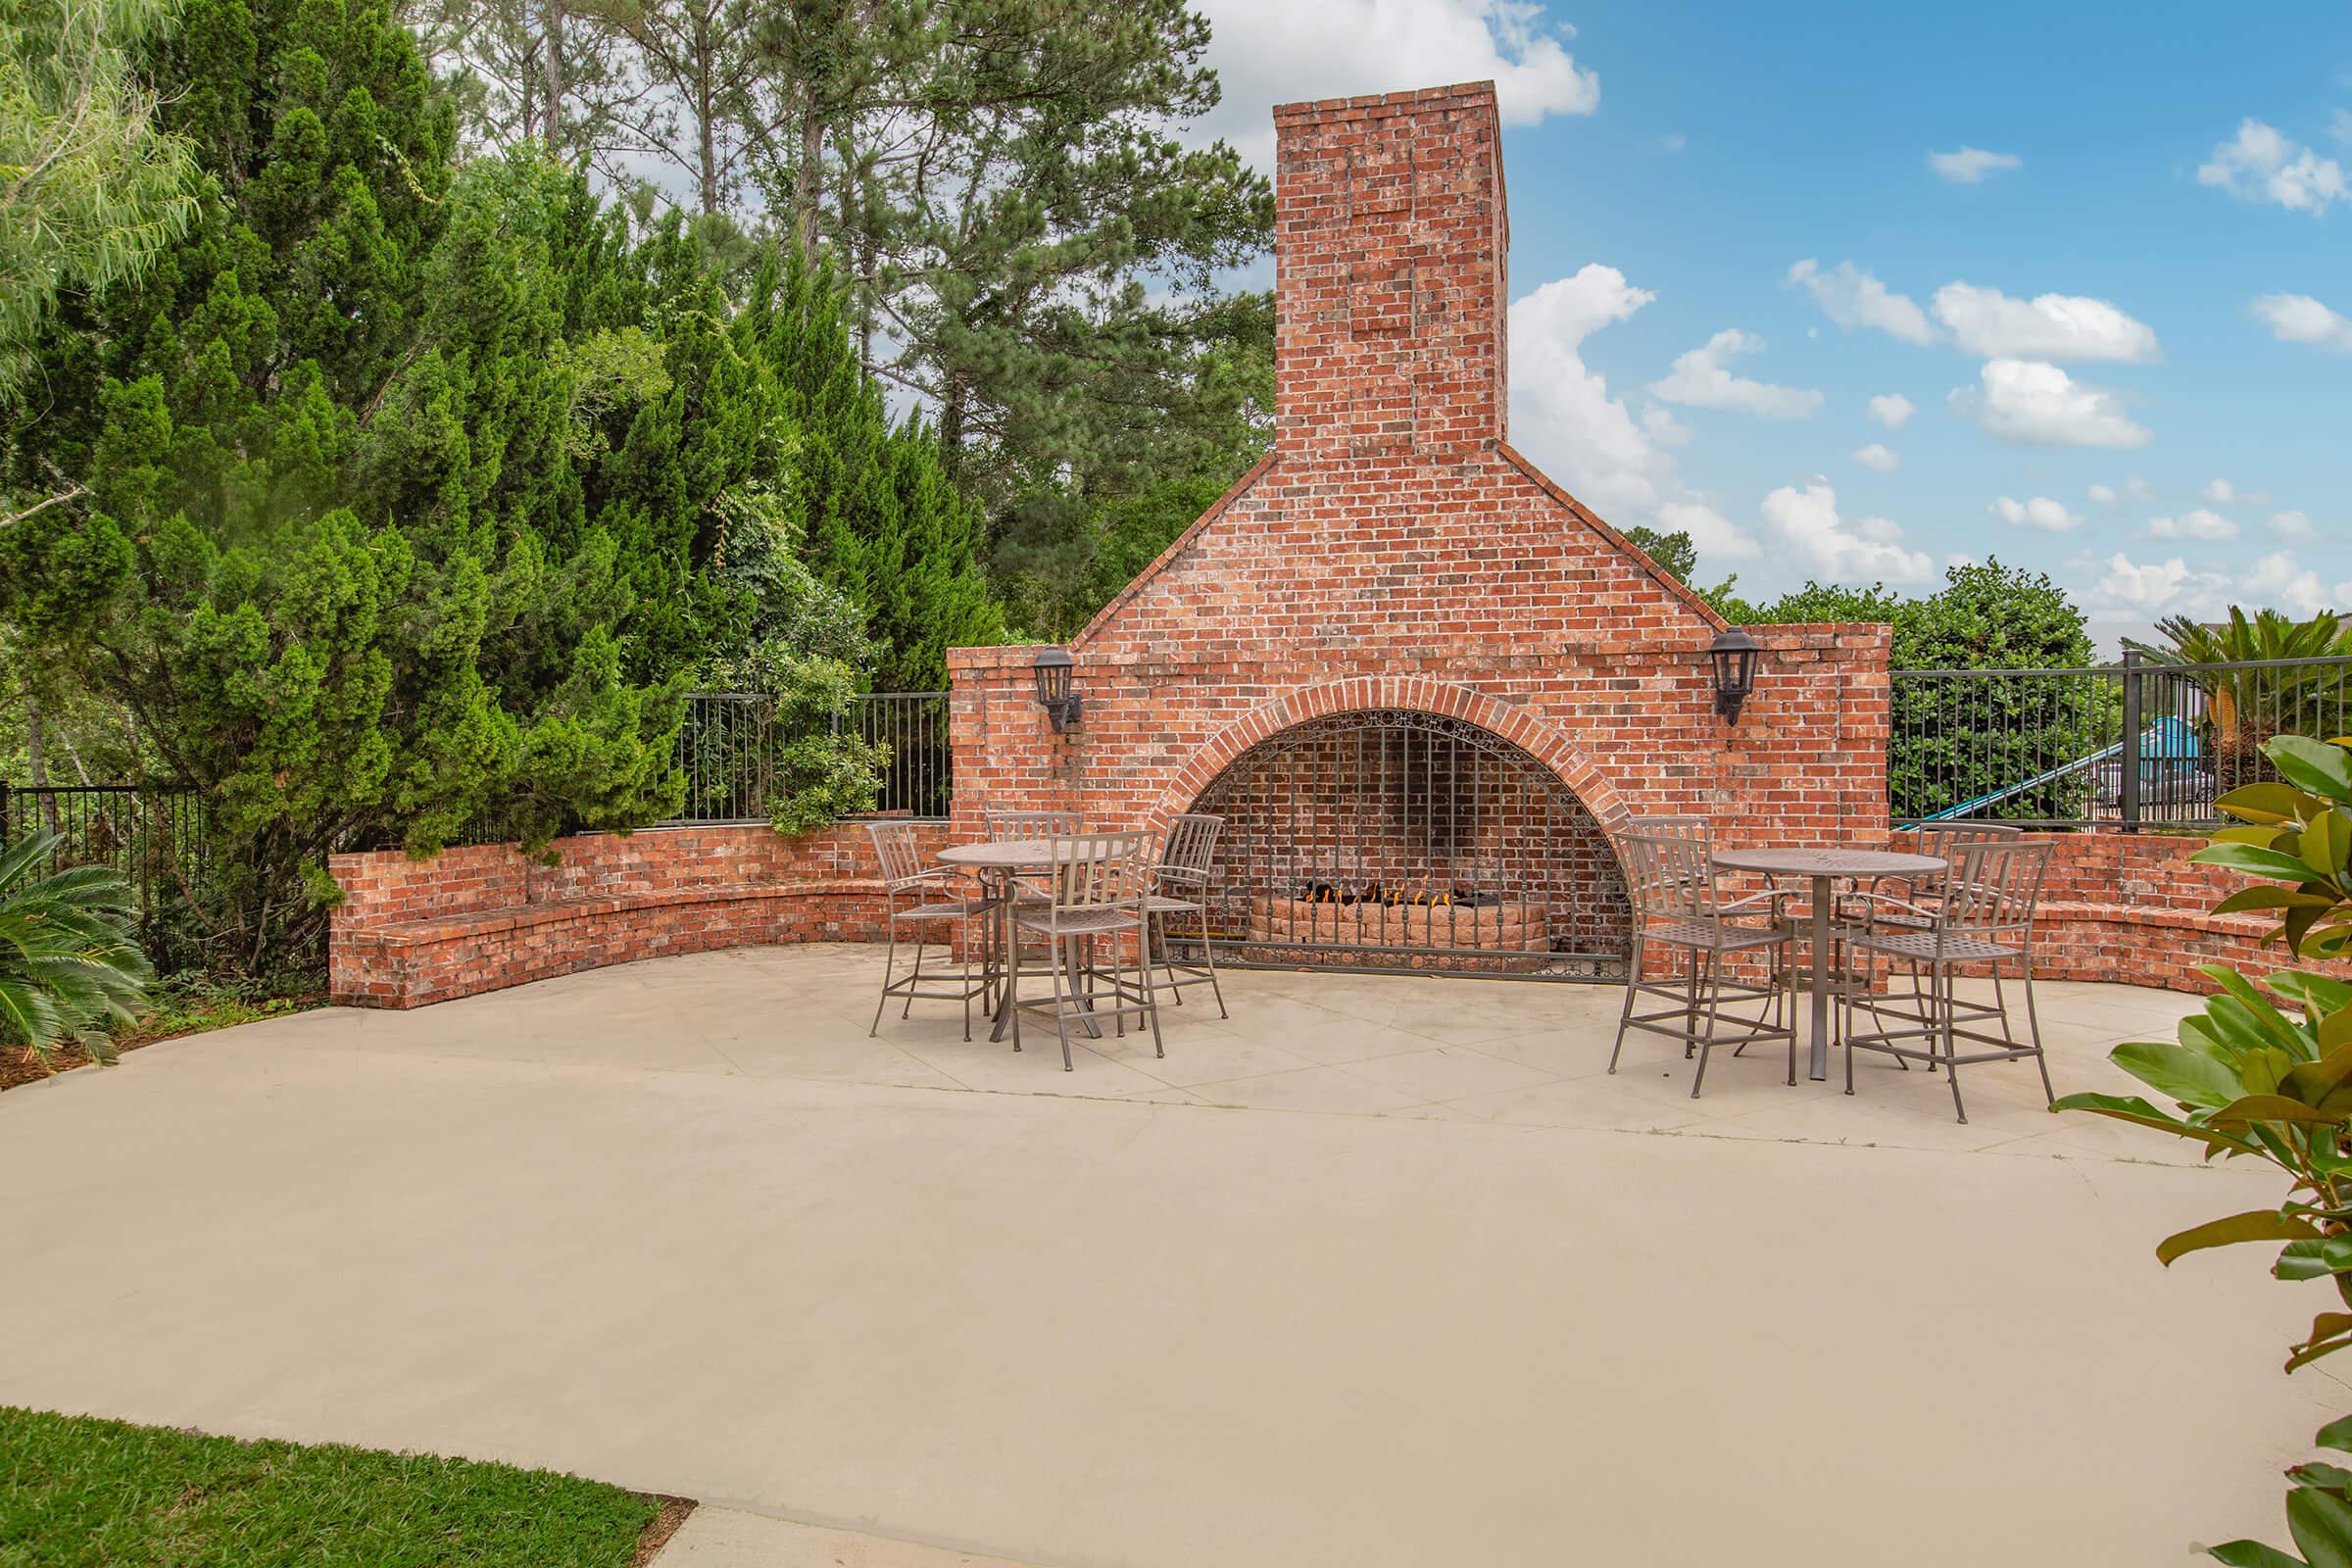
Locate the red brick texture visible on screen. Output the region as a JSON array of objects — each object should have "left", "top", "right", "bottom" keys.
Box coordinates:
[
  {"left": 327, "top": 822, "right": 943, "bottom": 1007},
  {"left": 1927, "top": 830, "right": 2338, "bottom": 997},
  {"left": 946, "top": 81, "right": 1893, "bottom": 966}
]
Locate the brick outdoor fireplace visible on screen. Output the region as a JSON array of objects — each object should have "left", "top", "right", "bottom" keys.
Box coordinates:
[{"left": 948, "top": 79, "right": 1892, "bottom": 979}]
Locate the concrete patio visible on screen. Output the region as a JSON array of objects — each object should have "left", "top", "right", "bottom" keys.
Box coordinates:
[{"left": 4, "top": 945, "right": 2341, "bottom": 1564}]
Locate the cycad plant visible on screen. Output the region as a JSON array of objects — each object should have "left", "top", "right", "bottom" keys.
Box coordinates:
[
  {"left": 0, "top": 832, "right": 154, "bottom": 1073},
  {"left": 2134, "top": 608, "right": 2352, "bottom": 792}
]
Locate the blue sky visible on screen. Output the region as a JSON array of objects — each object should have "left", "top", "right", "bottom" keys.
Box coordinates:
[{"left": 1191, "top": 0, "right": 2351, "bottom": 648}]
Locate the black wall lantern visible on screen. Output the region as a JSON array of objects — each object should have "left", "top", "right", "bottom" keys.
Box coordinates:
[
  {"left": 1708, "top": 627, "right": 1760, "bottom": 723},
  {"left": 1032, "top": 646, "right": 1084, "bottom": 733}
]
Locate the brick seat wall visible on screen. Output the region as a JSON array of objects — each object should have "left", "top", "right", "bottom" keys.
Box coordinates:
[
  {"left": 328, "top": 822, "right": 942, "bottom": 1008},
  {"left": 1889, "top": 830, "right": 2331, "bottom": 996}
]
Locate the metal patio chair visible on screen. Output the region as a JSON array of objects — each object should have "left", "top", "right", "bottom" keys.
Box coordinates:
[
  {"left": 1130, "top": 812, "right": 1228, "bottom": 1017},
  {"left": 1839, "top": 822, "right": 2025, "bottom": 1056},
  {"left": 1608, "top": 828, "right": 1797, "bottom": 1095},
  {"left": 1837, "top": 836, "right": 2054, "bottom": 1123},
  {"left": 866, "top": 820, "right": 994, "bottom": 1042},
  {"left": 1624, "top": 814, "right": 1795, "bottom": 1043},
  {"left": 1008, "top": 831, "right": 1164, "bottom": 1071}
]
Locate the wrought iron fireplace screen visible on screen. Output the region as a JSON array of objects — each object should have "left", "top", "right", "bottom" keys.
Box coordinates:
[{"left": 1183, "top": 709, "right": 1630, "bottom": 981}]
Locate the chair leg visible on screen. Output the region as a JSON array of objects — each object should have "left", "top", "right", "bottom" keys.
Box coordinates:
[
  {"left": 1007, "top": 921, "right": 1023, "bottom": 1053},
  {"left": 2023, "top": 963, "right": 2055, "bottom": 1105},
  {"left": 1939, "top": 966, "right": 1968, "bottom": 1124},
  {"left": 1048, "top": 930, "right": 1074, "bottom": 1071},
  {"left": 1610, "top": 936, "right": 1644, "bottom": 1074},
  {"left": 1200, "top": 910, "right": 1227, "bottom": 1019},
  {"left": 959, "top": 920, "right": 973, "bottom": 1043},
  {"left": 871, "top": 917, "right": 897, "bottom": 1038},
  {"left": 1142, "top": 938, "right": 1166, "bottom": 1059},
  {"left": 1683, "top": 948, "right": 1701, "bottom": 1059},
  {"left": 1154, "top": 914, "right": 1183, "bottom": 1007},
  {"left": 1690, "top": 949, "right": 1722, "bottom": 1099},
  {"left": 902, "top": 931, "right": 925, "bottom": 1019}
]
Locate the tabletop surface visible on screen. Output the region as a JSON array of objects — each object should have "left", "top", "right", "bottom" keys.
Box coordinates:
[
  {"left": 935, "top": 839, "right": 1059, "bottom": 867},
  {"left": 1712, "top": 847, "right": 1946, "bottom": 877}
]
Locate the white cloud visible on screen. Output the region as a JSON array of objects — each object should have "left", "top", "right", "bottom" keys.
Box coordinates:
[
  {"left": 1506, "top": 265, "right": 1758, "bottom": 564},
  {"left": 1930, "top": 282, "right": 2160, "bottom": 363},
  {"left": 2095, "top": 552, "right": 2204, "bottom": 612},
  {"left": 1760, "top": 481, "right": 1933, "bottom": 584},
  {"left": 2202, "top": 477, "right": 2235, "bottom": 503},
  {"left": 1193, "top": 0, "right": 1601, "bottom": 169},
  {"left": 1989, "top": 495, "right": 2083, "bottom": 532},
  {"left": 1641, "top": 404, "right": 1691, "bottom": 447},
  {"left": 2197, "top": 119, "right": 2347, "bottom": 214},
  {"left": 1866, "top": 392, "right": 1916, "bottom": 429},
  {"left": 2242, "top": 553, "right": 2351, "bottom": 617},
  {"left": 1852, "top": 442, "right": 1899, "bottom": 472},
  {"left": 1647, "top": 328, "right": 1824, "bottom": 417},
  {"left": 2271, "top": 510, "right": 2318, "bottom": 541},
  {"left": 2147, "top": 509, "right": 2240, "bottom": 541},
  {"left": 1785, "top": 259, "right": 1936, "bottom": 345},
  {"left": 2254, "top": 292, "right": 2352, "bottom": 351},
  {"left": 1929, "top": 146, "right": 2022, "bottom": 184},
  {"left": 2088, "top": 483, "right": 2118, "bottom": 505},
  {"left": 1951, "top": 359, "right": 2152, "bottom": 449}
]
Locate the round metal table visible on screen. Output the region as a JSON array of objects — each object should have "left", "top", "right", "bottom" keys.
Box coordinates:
[
  {"left": 1711, "top": 847, "right": 1946, "bottom": 1081},
  {"left": 936, "top": 840, "right": 1071, "bottom": 1042}
]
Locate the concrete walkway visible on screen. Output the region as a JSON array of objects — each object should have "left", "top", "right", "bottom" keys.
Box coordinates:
[{"left": 2, "top": 946, "right": 2338, "bottom": 1565}]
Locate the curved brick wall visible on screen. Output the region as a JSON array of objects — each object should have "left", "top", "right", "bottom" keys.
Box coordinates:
[{"left": 328, "top": 822, "right": 941, "bottom": 1008}]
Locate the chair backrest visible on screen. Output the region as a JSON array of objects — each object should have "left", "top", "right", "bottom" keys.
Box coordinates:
[
  {"left": 988, "top": 808, "right": 1081, "bottom": 841},
  {"left": 1916, "top": 820, "right": 2020, "bottom": 865},
  {"left": 865, "top": 820, "right": 933, "bottom": 891},
  {"left": 1618, "top": 829, "right": 1719, "bottom": 924},
  {"left": 1936, "top": 837, "right": 2050, "bottom": 946},
  {"left": 1045, "top": 831, "right": 1151, "bottom": 917},
  {"left": 1157, "top": 813, "right": 1225, "bottom": 891},
  {"left": 1628, "top": 814, "right": 1711, "bottom": 845}
]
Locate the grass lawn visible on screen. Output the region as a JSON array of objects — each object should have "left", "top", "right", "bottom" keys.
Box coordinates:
[{"left": 0, "top": 1407, "right": 687, "bottom": 1566}]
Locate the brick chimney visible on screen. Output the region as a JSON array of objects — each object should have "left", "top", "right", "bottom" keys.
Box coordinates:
[{"left": 1272, "top": 81, "right": 1508, "bottom": 463}]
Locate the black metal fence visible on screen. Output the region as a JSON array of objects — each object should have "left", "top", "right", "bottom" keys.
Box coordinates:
[
  {"left": 1892, "top": 653, "right": 2352, "bottom": 829},
  {"left": 668, "top": 690, "right": 952, "bottom": 825},
  {"left": 0, "top": 783, "right": 210, "bottom": 968}
]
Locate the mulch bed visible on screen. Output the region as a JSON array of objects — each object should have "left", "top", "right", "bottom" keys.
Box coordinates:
[{"left": 633, "top": 1496, "right": 698, "bottom": 1564}]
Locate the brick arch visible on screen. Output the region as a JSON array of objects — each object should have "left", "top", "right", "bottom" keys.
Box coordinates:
[{"left": 1150, "top": 676, "right": 1632, "bottom": 836}]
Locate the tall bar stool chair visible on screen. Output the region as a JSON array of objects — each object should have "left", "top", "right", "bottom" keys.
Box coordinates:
[
  {"left": 1008, "top": 831, "right": 1163, "bottom": 1071},
  {"left": 1840, "top": 822, "right": 2025, "bottom": 1058},
  {"left": 1136, "top": 812, "right": 1228, "bottom": 1017},
  {"left": 1609, "top": 828, "right": 1798, "bottom": 1095},
  {"left": 865, "top": 820, "right": 994, "bottom": 1042},
  {"left": 1838, "top": 836, "right": 2054, "bottom": 1123},
  {"left": 1622, "top": 814, "right": 1795, "bottom": 1051}
]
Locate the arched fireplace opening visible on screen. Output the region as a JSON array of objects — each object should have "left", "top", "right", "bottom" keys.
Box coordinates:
[{"left": 1186, "top": 710, "right": 1631, "bottom": 979}]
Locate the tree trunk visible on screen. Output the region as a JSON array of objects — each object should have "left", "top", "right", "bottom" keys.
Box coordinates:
[
  {"left": 24, "top": 692, "right": 61, "bottom": 837},
  {"left": 542, "top": 0, "right": 566, "bottom": 145},
  {"left": 693, "top": 8, "right": 717, "bottom": 212},
  {"left": 793, "top": 102, "right": 822, "bottom": 264}
]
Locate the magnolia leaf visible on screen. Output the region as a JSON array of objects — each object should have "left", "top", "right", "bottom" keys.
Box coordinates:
[
  {"left": 2220, "top": 888, "right": 2343, "bottom": 915},
  {"left": 2288, "top": 1316, "right": 2352, "bottom": 1373},
  {"left": 2287, "top": 1470, "right": 2352, "bottom": 1567},
  {"left": 2270, "top": 736, "right": 2352, "bottom": 803},
  {"left": 2274, "top": 972, "right": 2352, "bottom": 1017},
  {"left": 2113, "top": 1040, "right": 2247, "bottom": 1108},
  {"left": 2158, "top": 1209, "right": 2324, "bottom": 1266},
  {"left": 2220, "top": 781, "right": 2324, "bottom": 825},
  {"left": 2207, "top": 1541, "right": 2311, "bottom": 1568},
  {"left": 2210, "top": 1095, "right": 2352, "bottom": 1128},
  {"left": 2200, "top": 843, "right": 2336, "bottom": 884},
  {"left": 2316, "top": 1414, "right": 2352, "bottom": 1453},
  {"left": 2284, "top": 1041, "right": 2352, "bottom": 1104},
  {"left": 2277, "top": 1240, "right": 2352, "bottom": 1283}
]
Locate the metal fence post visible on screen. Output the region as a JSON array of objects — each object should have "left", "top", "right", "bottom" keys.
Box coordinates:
[{"left": 2119, "top": 649, "right": 2142, "bottom": 833}]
